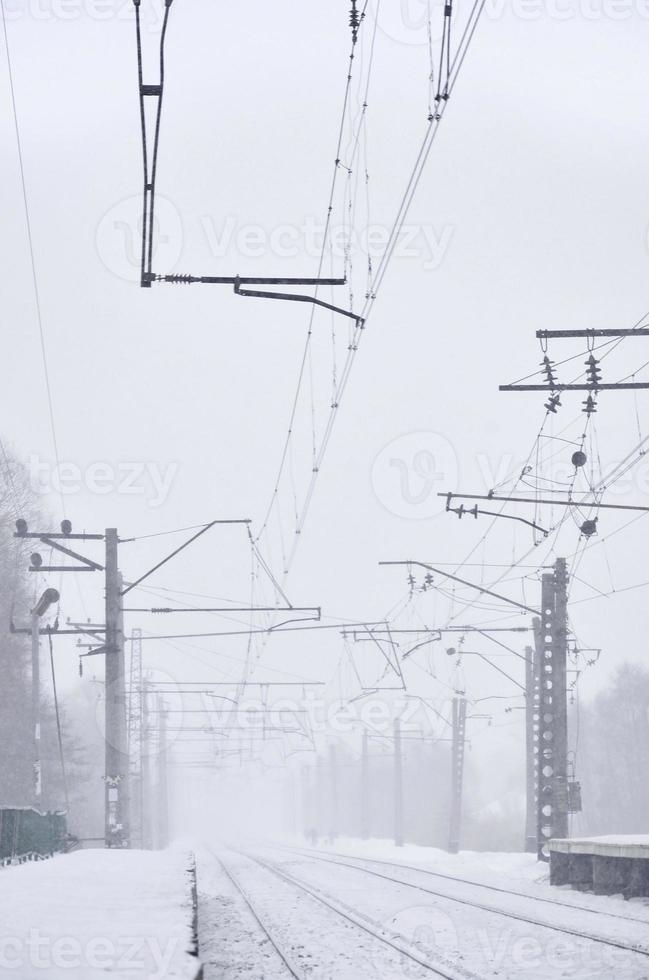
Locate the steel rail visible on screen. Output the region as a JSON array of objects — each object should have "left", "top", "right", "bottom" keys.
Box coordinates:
[
  {"left": 216, "top": 854, "right": 303, "bottom": 978},
  {"left": 269, "top": 845, "right": 649, "bottom": 954},
  {"left": 237, "top": 850, "right": 471, "bottom": 980}
]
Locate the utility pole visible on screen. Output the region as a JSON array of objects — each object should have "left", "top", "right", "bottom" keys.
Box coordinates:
[
  {"left": 315, "top": 754, "right": 324, "bottom": 841},
  {"left": 127, "top": 629, "right": 144, "bottom": 847},
  {"left": 329, "top": 744, "right": 338, "bottom": 842},
  {"left": 31, "top": 609, "right": 42, "bottom": 806},
  {"left": 449, "top": 696, "right": 467, "bottom": 854},
  {"left": 30, "top": 589, "right": 60, "bottom": 806},
  {"left": 525, "top": 640, "right": 541, "bottom": 853},
  {"left": 104, "top": 529, "right": 129, "bottom": 847},
  {"left": 13, "top": 520, "right": 129, "bottom": 846},
  {"left": 141, "top": 678, "right": 152, "bottom": 849},
  {"left": 537, "top": 559, "right": 569, "bottom": 859},
  {"left": 286, "top": 770, "right": 297, "bottom": 838},
  {"left": 156, "top": 697, "right": 169, "bottom": 849},
  {"left": 14, "top": 516, "right": 252, "bottom": 848},
  {"left": 394, "top": 717, "right": 404, "bottom": 848},
  {"left": 361, "top": 728, "right": 369, "bottom": 840},
  {"left": 300, "top": 765, "right": 310, "bottom": 839}
]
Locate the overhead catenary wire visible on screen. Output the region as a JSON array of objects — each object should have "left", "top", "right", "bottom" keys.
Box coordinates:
[
  {"left": 255, "top": 1, "right": 372, "bottom": 544},
  {"left": 442, "top": 320, "right": 647, "bottom": 624},
  {"left": 276, "top": 0, "right": 488, "bottom": 585}
]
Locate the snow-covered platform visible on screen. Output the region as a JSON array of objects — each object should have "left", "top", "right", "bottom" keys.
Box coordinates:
[
  {"left": 0, "top": 848, "right": 203, "bottom": 978},
  {"left": 550, "top": 835, "right": 649, "bottom": 898}
]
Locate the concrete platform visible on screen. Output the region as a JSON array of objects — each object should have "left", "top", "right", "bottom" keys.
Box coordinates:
[
  {"left": 550, "top": 836, "right": 649, "bottom": 899},
  {"left": 0, "top": 848, "right": 203, "bottom": 978}
]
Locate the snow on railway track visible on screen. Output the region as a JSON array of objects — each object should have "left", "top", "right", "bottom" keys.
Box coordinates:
[
  {"left": 199, "top": 847, "right": 480, "bottom": 980},
  {"left": 216, "top": 853, "right": 303, "bottom": 978},
  {"left": 274, "top": 842, "right": 649, "bottom": 928},
  {"left": 237, "top": 849, "right": 475, "bottom": 979},
  {"left": 244, "top": 843, "right": 649, "bottom": 978},
  {"left": 265, "top": 842, "right": 649, "bottom": 954}
]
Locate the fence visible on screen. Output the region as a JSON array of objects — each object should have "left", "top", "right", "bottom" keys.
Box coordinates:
[{"left": 0, "top": 808, "right": 68, "bottom": 864}]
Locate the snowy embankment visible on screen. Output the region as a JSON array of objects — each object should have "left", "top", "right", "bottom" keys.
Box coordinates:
[
  {"left": 313, "top": 836, "right": 547, "bottom": 885},
  {"left": 0, "top": 849, "right": 203, "bottom": 979}
]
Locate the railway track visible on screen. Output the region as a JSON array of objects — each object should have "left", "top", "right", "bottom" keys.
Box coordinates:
[
  {"left": 216, "top": 852, "right": 303, "bottom": 978},
  {"left": 259, "top": 842, "right": 649, "bottom": 960},
  {"left": 271, "top": 841, "right": 649, "bottom": 926},
  {"left": 218, "top": 848, "right": 479, "bottom": 980}
]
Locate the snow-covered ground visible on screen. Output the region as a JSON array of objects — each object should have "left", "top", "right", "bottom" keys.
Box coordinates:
[
  {"left": 5, "top": 838, "right": 649, "bottom": 979},
  {"left": 307, "top": 835, "right": 649, "bottom": 917},
  {"left": 0, "top": 849, "right": 201, "bottom": 979},
  {"left": 310, "top": 836, "right": 549, "bottom": 886},
  {"left": 196, "top": 838, "right": 649, "bottom": 979}
]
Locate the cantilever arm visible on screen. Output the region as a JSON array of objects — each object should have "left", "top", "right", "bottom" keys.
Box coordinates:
[{"left": 234, "top": 278, "right": 364, "bottom": 325}]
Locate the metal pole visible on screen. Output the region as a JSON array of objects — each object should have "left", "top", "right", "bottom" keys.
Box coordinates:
[
  {"left": 127, "top": 628, "right": 144, "bottom": 847},
  {"left": 28, "top": 589, "right": 59, "bottom": 809},
  {"left": 118, "top": 575, "right": 130, "bottom": 843},
  {"left": 394, "top": 717, "right": 404, "bottom": 848},
  {"left": 525, "top": 640, "right": 540, "bottom": 853},
  {"left": 329, "top": 744, "right": 338, "bottom": 842},
  {"left": 300, "top": 765, "right": 309, "bottom": 839},
  {"left": 553, "top": 558, "right": 570, "bottom": 840},
  {"left": 449, "top": 697, "right": 467, "bottom": 854},
  {"left": 315, "top": 754, "right": 324, "bottom": 840},
  {"left": 31, "top": 613, "right": 41, "bottom": 805},
  {"left": 287, "top": 770, "right": 297, "bottom": 838},
  {"left": 141, "top": 679, "right": 151, "bottom": 849},
  {"left": 157, "top": 697, "right": 169, "bottom": 849},
  {"left": 104, "top": 529, "right": 128, "bottom": 847},
  {"left": 361, "top": 728, "right": 369, "bottom": 840},
  {"left": 537, "top": 561, "right": 569, "bottom": 861}
]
